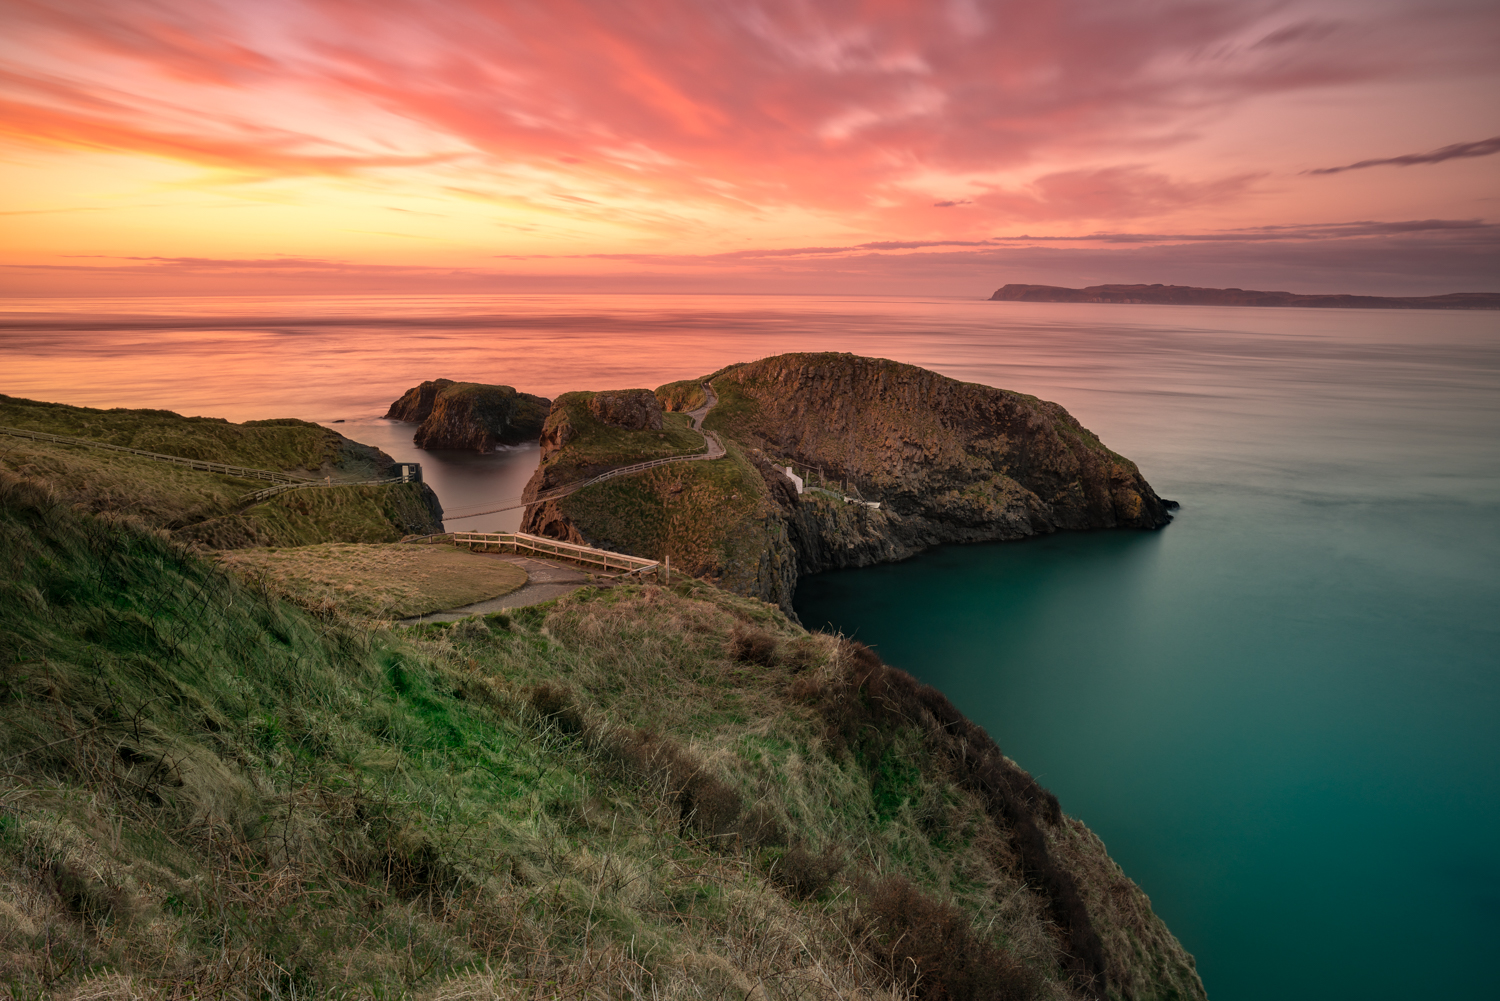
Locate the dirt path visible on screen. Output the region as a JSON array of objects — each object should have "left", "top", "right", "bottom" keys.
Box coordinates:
[{"left": 396, "top": 552, "right": 593, "bottom": 624}]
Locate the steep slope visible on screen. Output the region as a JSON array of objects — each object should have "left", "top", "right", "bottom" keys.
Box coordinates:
[
  {"left": 386, "top": 378, "right": 550, "bottom": 452},
  {"left": 0, "top": 474, "right": 1206, "bottom": 1000}
]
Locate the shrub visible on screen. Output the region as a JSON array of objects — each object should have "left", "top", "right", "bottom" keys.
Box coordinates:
[
  {"left": 857, "top": 874, "right": 1040, "bottom": 1001},
  {"left": 529, "top": 681, "right": 585, "bottom": 734},
  {"left": 452, "top": 615, "right": 490, "bottom": 641},
  {"left": 772, "top": 842, "right": 842, "bottom": 900},
  {"left": 729, "top": 623, "right": 778, "bottom": 666}
]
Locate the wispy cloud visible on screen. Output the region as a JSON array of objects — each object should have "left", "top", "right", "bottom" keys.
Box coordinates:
[{"left": 1306, "top": 136, "right": 1500, "bottom": 175}]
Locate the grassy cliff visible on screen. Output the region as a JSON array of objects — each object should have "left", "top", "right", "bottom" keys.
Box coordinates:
[
  {"left": 0, "top": 473, "right": 1205, "bottom": 1001},
  {"left": 0, "top": 397, "right": 443, "bottom": 548},
  {"left": 528, "top": 392, "right": 704, "bottom": 492}
]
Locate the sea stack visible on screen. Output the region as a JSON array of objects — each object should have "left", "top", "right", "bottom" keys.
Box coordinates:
[{"left": 385, "top": 378, "right": 550, "bottom": 452}]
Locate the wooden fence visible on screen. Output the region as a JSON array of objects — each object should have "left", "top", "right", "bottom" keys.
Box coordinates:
[{"left": 452, "top": 531, "right": 660, "bottom": 577}]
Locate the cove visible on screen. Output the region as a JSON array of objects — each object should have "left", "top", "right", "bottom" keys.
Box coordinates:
[{"left": 794, "top": 477, "right": 1500, "bottom": 1001}]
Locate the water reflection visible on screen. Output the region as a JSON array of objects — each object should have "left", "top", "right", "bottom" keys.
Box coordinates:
[{"left": 327, "top": 417, "right": 539, "bottom": 533}]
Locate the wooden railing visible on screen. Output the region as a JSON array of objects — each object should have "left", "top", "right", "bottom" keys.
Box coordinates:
[
  {"left": 0, "top": 425, "right": 313, "bottom": 483},
  {"left": 452, "top": 531, "right": 659, "bottom": 577}
]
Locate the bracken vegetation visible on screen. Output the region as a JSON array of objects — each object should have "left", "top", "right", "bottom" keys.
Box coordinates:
[{"left": 0, "top": 467, "right": 1204, "bottom": 1000}]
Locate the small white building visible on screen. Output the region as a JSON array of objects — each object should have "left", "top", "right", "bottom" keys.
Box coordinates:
[{"left": 783, "top": 465, "right": 804, "bottom": 493}]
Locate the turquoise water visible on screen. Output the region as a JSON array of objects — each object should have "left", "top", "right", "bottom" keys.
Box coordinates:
[
  {"left": 794, "top": 309, "right": 1500, "bottom": 1000},
  {"left": 6, "top": 294, "right": 1498, "bottom": 997}
]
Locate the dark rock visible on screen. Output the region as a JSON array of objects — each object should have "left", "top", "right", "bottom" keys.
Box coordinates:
[
  {"left": 385, "top": 378, "right": 455, "bottom": 422},
  {"left": 587, "top": 389, "right": 663, "bottom": 430},
  {"left": 386, "top": 379, "right": 551, "bottom": 453},
  {"left": 750, "top": 452, "right": 799, "bottom": 510}
]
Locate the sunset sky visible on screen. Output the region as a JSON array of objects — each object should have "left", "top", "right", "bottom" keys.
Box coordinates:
[{"left": 3, "top": 0, "right": 1497, "bottom": 296}]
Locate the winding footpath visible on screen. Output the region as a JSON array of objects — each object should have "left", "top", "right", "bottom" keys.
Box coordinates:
[{"left": 444, "top": 383, "right": 724, "bottom": 523}]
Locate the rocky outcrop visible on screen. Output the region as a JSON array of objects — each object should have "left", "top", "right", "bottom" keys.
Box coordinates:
[
  {"left": 710, "top": 353, "right": 1173, "bottom": 568},
  {"left": 519, "top": 354, "right": 1175, "bottom": 612},
  {"left": 587, "top": 389, "right": 663, "bottom": 430},
  {"left": 991, "top": 282, "right": 1500, "bottom": 309},
  {"left": 385, "top": 378, "right": 454, "bottom": 423},
  {"left": 386, "top": 379, "right": 550, "bottom": 452}
]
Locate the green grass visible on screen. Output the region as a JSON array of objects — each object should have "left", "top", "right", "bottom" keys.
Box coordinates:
[
  {"left": 176, "top": 481, "right": 444, "bottom": 549},
  {"left": 556, "top": 439, "right": 786, "bottom": 601},
  {"left": 0, "top": 395, "right": 387, "bottom": 477},
  {"left": 0, "top": 471, "right": 1211, "bottom": 1001},
  {"left": 0, "top": 436, "right": 261, "bottom": 528},
  {"left": 537, "top": 392, "right": 706, "bottom": 485},
  {"left": 0, "top": 413, "right": 442, "bottom": 549}
]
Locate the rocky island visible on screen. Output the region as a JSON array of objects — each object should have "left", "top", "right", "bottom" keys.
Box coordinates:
[
  {"left": 386, "top": 377, "right": 550, "bottom": 451},
  {"left": 990, "top": 282, "right": 1500, "bottom": 309},
  {"left": 522, "top": 352, "right": 1173, "bottom": 611}
]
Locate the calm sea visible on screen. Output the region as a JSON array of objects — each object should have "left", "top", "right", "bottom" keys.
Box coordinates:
[{"left": 3, "top": 294, "right": 1497, "bottom": 999}]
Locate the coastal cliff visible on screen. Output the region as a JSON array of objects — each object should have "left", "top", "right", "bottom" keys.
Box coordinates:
[
  {"left": 990, "top": 282, "right": 1500, "bottom": 309},
  {"left": 0, "top": 390, "right": 1205, "bottom": 1000},
  {"left": 520, "top": 353, "right": 1172, "bottom": 609},
  {"left": 386, "top": 378, "right": 550, "bottom": 452},
  {"left": 0, "top": 394, "right": 443, "bottom": 547}
]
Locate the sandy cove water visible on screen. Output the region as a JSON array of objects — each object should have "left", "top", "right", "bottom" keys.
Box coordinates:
[{"left": 3, "top": 294, "right": 1497, "bottom": 999}]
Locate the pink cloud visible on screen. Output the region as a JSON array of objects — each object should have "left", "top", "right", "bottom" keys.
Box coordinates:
[{"left": 3, "top": 0, "right": 1495, "bottom": 219}]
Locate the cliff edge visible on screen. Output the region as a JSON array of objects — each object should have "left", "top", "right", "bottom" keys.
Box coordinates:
[{"left": 386, "top": 378, "right": 550, "bottom": 452}]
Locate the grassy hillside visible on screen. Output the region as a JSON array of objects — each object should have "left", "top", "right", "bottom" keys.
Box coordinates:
[
  {"left": 0, "top": 473, "right": 1204, "bottom": 1001},
  {"left": 175, "top": 482, "right": 444, "bottom": 550},
  {"left": 534, "top": 393, "right": 704, "bottom": 488},
  {"left": 0, "top": 397, "right": 442, "bottom": 549},
  {"left": 654, "top": 381, "right": 707, "bottom": 413},
  {"left": 0, "top": 396, "right": 389, "bottom": 478},
  {"left": 555, "top": 438, "right": 786, "bottom": 597}
]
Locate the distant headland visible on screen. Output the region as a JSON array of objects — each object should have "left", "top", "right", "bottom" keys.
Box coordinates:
[{"left": 990, "top": 283, "right": 1500, "bottom": 309}]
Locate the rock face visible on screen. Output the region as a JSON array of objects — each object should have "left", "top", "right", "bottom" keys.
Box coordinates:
[
  {"left": 714, "top": 353, "right": 1172, "bottom": 578},
  {"left": 587, "top": 389, "right": 663, "bottom": 430},
  {"left": 991, "top": 282, "right": 1500, "bottom": 309},
  {"left": 521, "top": 353, "right": 1174, "bottom": 611},
  {"left": 385, "top": 379, "right": 550, "bottom": 452}
]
